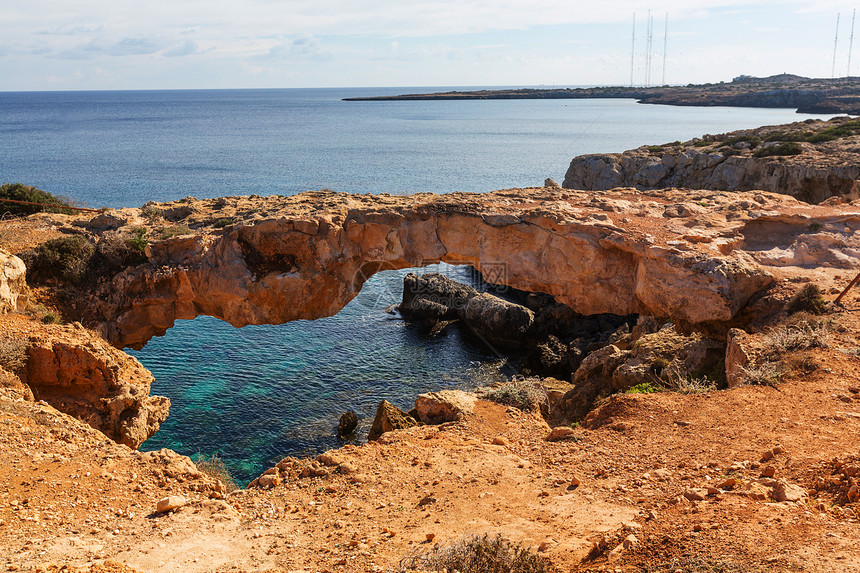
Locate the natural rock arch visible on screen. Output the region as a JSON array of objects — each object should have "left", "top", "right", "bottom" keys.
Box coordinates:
[{"left": 75, "top": 188, "right": 803, "bottom": 349}]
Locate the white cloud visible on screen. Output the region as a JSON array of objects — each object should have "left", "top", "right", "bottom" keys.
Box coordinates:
[{"left": 163, "top": 40, "right": 200, "bottom": 58}]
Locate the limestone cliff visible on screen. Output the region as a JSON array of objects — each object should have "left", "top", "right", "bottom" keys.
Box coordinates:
[
  {"left": 14, "top": 321, "right": 169, "bottom": 448},
  {"left": 0, "top": 249, "right": 27, "bottom": 314},
  {"left": 13, "top": 186, "right": 855, "bottom": 351},
  {"left": 563, "top": 117, "right": 860, "bottom": 204}
]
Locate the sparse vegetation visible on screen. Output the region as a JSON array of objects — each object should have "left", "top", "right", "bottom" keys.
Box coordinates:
[
  {"left": 787, "top": 284, "right": 828, "bottom": 315},
  {"left": 764, "top": 317, "right": 831, "bottom": 354},
  {"left": 213, "top": 217, "right": 234, "bottom": 229},
  {"left": 21, "top": 235, "right": 95, "bottom": 284},
  {"left": 194, "top": 454, "right": 239, "bottom": 493},
  {"left": 752, "top": 141, "right": 802, "bottom": 158},
  {"left": 480, "top": 378, "right": 547, "bottom": 412},
  {"left": 41, "top": 313, "right": 60, "bottom": 324},
  {"left": 627, "top": 382, "right": 660, "bottom": 394},
  {"left": 140, "top": 205, "right": 162, "bottom": 223},
  {"left": 667, "top": 374, "right": 717, "bottom": 394},
  {"left": 0, "top": 338, "right": 26, "bottom": 373},
  {"left": 0, "top": 183, "right": 77, "bottom": 216},
  {"left": 398, "top": 534, "right": 550, "bottom": 573},
  {"left": 127, "top": 227, "right": 149, "bottom": 254},
  {"left": 160, "top": 225, "right": 192, "bottom": 239},
  {"left": 740, "top": 361, "right": 785, "bottom": 387}
]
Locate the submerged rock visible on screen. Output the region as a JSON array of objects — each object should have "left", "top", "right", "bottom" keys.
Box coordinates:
[{"left": 337, "top": 410, "right": 359, "bottom": 437}]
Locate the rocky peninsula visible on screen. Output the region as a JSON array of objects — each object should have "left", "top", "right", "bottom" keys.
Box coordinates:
[
  {"left": 2, "top": 117, "right": 860, "bottom": 571},
  {"left": 344, "top": 74, "right": 860, "bottom": 115}
]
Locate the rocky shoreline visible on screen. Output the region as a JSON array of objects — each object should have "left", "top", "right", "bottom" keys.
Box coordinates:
[
  {"left": 343, "top": 74, "right": 860, "bottom": 115},
  {"left": 2, "top": 117, "right": 860, "bottom": 570}
]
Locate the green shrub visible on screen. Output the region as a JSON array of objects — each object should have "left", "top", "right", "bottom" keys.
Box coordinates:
[
  {"left": 41, "top": 313, "right": 60, "bottom": 324},
  {"left": 127, "top": 227, "right": 149, "bottom": 253},
  {"left": 647, "top": 145, "right": 664, "bottom": 153},
  {"left": 787, "top": 284, "right": 828, "bottom": 315},
  {"left": 627, "top": 382, "right": 660, "bottom": 394},
  {"left": 399, "top": 534, "right": 550, "bottom": 573},
  {"left": 213, "top": 217, "right": 234, "bottom": 229},
  {"left": 0, "top": 183, "right": 76, "bottom": 216},
  {"left": 22, "top": 235, "right": 95, "bottom": 284},
  {"left": 753, "top": 141, "right": 802, "bottom": 158},
  {"left": 480, "top": 379, "right": 547, "bottom": 412}
]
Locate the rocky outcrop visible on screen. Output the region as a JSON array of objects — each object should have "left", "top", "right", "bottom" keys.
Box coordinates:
[
  {"left": 414, "top": 390, "right": 477, "bottom": 424},
  {"left": 563, "top": 118, "right": 860, "bottom": 204},
  {"left": 0, "top": 249, "right": 26, "bottom": 314},
  {"left": 367, "top": 400, "right": 421, "bottom": 441},
  {"left": 560, "top": 322, "right": 725, "bottom": 420},
  {"left": 43, "top": 188, "right": 799, "bottom": 348},
  {"left": 401, "top": 272, "right": 534, "bottom": 348},
  {"left": 16, "top": 185, "right": 860, "bottom": 350},
  {"left": 23, "top": 323, "right": 169, "bottom": 448}
]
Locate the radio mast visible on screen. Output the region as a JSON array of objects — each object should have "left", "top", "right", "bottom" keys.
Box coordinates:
[
  {"left": 661, "top": 13, "right": 668, "bottom": 85},
  {"left": 833, "top": 12, "right": 841, "bottom": 78},
  {"left": 849, "top": 9, "right": 856, "bottom": 77},
  {"left": 630, "top": 13, "right": 636, "bottom": 87},
  {"left": 645, "top": 10, "right": 653, "bottom": 87}
]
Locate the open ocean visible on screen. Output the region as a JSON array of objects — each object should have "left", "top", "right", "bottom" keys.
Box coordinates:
[{"left": 0, "top": 87, "right": 833, "bottom": 482}]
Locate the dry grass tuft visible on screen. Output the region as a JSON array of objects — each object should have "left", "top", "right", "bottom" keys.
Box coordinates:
[
  {"left": 398, "top": 534, "right": 551, "bottom": 573},
  {"left": 0, "top": 338, "right": 27, "bottom": 373},
  {"left": 195, "top": 454, "right": 239, "bottom": 492},
  {"left": 480, "top": 378, "right": 548, "bottom": 412}
]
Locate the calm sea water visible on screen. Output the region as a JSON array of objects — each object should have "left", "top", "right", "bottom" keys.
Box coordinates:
[{"left": 0, "top": 87, "right": 832, "bottom": 482}]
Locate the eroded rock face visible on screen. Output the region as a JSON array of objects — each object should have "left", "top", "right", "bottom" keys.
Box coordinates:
[
  {"left": 45, "top": 188, "right": 829, "bottom": 349},
  {"left": 563, "top": 119, "right": 860, "bottom": 204},
  {"left": 367, "top": 400, "right": 421, "bottom": 441},
  {"left": 0, "top": 249, "right": 27, "bottom": 314},
  {"left": 24, "top": 323, "right": 169, "bottom": 448}
]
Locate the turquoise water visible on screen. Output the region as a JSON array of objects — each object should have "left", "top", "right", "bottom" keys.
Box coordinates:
[{"left": 0, "top": 88, "right": 833, "bottom": 482}]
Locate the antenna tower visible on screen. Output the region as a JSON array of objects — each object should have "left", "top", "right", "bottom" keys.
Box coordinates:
[
  {"left": 849, "top": 9, "right": 856, "bottom": 77},
  {"left": 630, "top": 13, "right": 636, "bottom": 87},
  {"left": 833, "top": 12, "right": 841, "bottom": 78},
  {"left": 661, "top": 13, "right": 668, "bottom": 85},
  {"left": 645, "top": 10, "right": 653, "bottom": 87}
]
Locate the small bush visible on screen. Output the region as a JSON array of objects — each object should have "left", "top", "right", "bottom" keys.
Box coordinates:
[
  {"left": 0, "top": 183, "right": 76, "bottom": 216},
  {"left": 195, "top": 454, "right": 239, "bottom": 493},
  {"left": 41, "top": 313, "right": 60, "bottom": 324},
  {"left": 787, "top": 284, "right": 828, "bottom": 315},
  {"left": 647, "top": 145, "right": 664, "bottom": 153},
  {"left": 668, "top": 375, "right": 716, "bottom": 394},
  {"left": 627, "top": 382, "right": 660, "bottom": 394},
  {"left": 399, "top": 534, "right": 550, "bottom": 573},
  {"left": 0, "top": 338, "right": 26, "bottom": 373},
  {"left": 160, "top": 225, "right": 192, "bottom": 239},
  {"left": 480, "top": 378, "right": 547, "bottom": 412},
  {"left": 127, "top": 227, "right": 149, "bottom": 253},
  {"left": 753, "top": 141, "right": 802, "bottom": 158},
  {"left": 764, "top": 319, "right": 831, "bottom": 354},
  {"left": 140, "top": 205, "right": 162, "bottom": 222},
  {"left": 213, "top": 218, "right": 234, "bottom": 229},
  {"left": 22, "top": 235, "right": 95, "bottom": 284},
  {"left": 740, "top": 361, "right": 785, "bottom": 387}
]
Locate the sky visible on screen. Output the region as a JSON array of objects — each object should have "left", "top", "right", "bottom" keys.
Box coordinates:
[{"left": 1, "top": 0, "right": 859, "bottom": 91}]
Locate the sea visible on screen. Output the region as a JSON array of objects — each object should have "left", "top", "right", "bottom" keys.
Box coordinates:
[{"left": 0, "top": 87, "right": 833, "bottom": 482}]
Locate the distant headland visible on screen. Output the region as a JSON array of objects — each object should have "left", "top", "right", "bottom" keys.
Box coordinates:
[{"left": 344, "top": 74, "right": 860, "bottom": 115}]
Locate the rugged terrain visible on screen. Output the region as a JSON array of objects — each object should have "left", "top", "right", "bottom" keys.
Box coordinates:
[
  {"left": 344, "top": 74, "right": 860, "bottom": 115},
  {"left": 563, "top": 116, "right": 860, "bottom": 203},
  {"left": 2, "top": 131, "right": 860, "bottom": 570}
]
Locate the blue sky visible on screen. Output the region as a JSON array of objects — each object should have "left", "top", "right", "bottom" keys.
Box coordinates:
[{"left": 1, "top": 0, "right": 858, "bottom": 90}]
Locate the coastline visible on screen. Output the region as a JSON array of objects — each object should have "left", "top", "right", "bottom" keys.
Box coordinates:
[{"left": 343, "top": 74, "right": 860, "bottom": 115}]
